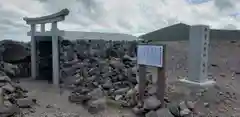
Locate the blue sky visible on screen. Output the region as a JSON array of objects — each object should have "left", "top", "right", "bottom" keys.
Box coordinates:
[
  {"left": 185, "top": 0, "right": 212, "bottom": 4},
  {"left": 0, "top": 0, "right": 239, "bottom": 41}
]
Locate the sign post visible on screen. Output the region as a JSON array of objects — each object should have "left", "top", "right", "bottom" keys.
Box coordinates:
[{"left": 137, "top": 44, "right": 166, "bottom": 106}]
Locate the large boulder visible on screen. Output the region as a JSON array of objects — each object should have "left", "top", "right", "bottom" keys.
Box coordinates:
[
  {"left": 1, "top": 40, "right": 29, "bottom": 63},
  {"left": 2, "top": 62, "right": 19, "bottom": 77}
]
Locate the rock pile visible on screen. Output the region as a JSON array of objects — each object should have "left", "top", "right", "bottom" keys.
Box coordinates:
[
  {"left": 60, "top": 40, "right": 139, "bottom": 113},
  {"left": 130, "top": 80, "right": 198, "bottom": 117},
  {"left": 0, "top": 75, "right": 36, "bottom": 117},
  {"left": 143, "top": 100, "right": 196, "bottom": 117},
  {"left": 0, "top": 40, "right": 35, "bottom": 116},
  {"left": 59, "top": 40, "right": 176, "bottom": 116},
  {"left": 0, "top": 40, "right": 31, "bottom": 77},
  {"left": 132, "top": 95, "right": 197, "bottom": 117},
  {"left": 59, "top": 39, "right": 203, "bottom": 116}
]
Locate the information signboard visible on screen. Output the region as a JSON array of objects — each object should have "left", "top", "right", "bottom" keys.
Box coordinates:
[{"left": 137, "top": 45, "right": 164, "bottom": 67}]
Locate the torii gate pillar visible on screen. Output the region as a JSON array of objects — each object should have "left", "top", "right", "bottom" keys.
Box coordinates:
[
  {"left": 51, "top": 22, "right": 60, "bottom": 86},
  {"left": 30, "top": 24, "right": 37, "bottom": 80},
  {"left": 23, "top": 9, "right": 69, "bottom": 86}
]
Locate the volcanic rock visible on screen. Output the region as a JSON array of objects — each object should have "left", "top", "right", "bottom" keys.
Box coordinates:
[
  {"left": 156, "top": 108, "right": 174, "bottom": 117},
  {"left": 143, "top": 96, "right": 161, "bottom": 110},
  {"left": 16, "top": 98, "right": 34, "bottom": 108},
  {"left": 145, "top": 111, "right": 158, "bottom": 117},
  {"left": 87, "top": 98, "right": 107, "bottom": 114},
  {"left": 88, "top": 88, "right": 104, "bottom": 100},
  {"left": 0, "top": 104, "right": 20, "bottom": 117}
]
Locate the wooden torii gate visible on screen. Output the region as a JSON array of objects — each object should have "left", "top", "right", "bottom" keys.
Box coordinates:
[{"left": 23, "top": 9, "right": 69, "bottom": 86}]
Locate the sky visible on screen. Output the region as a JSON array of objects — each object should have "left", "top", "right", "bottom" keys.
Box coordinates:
[{"left": 0, "top": 0, "right": 239, "bottom": 42}]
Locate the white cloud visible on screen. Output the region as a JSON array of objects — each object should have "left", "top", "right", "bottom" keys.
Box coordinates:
[{"left": 0, "top": 0, "right": 239, "bottom": 41}]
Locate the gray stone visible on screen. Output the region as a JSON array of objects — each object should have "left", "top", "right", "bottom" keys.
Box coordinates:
[
  {"left": 168, "top": 103, "right": 180, "bottom": 117},
  {"left": 132, "top": 107, "right": 145, "bottom": 115},
  {"left": 87, "top": 98, "right": 106, "bottom": 114},
  {"left": 68, "top": 93, "right": 91, "bottom": 103},
  {"left": 145, "top": 111, "right": 157, "bottom": 117},
  {"left": 0, "top": 71, "right": 6, "bottom": 77},
  {"left": 179, "top": 101, "right": 191, "bottom": 116},
  {"left": 105, "top": 98, "right": 123, "bottom": 108},
  {"left": 0, "top": 104, "right": 20, "bottom": 117},
  {"left": 109, "top": 59, "right": 125, "bottom": 69},
  {"left": 72, "top": 63, "right": 85, "bottom": 69},
  {"left": 4, "top": 100, "right": 12, "bottom": 107},
  {"left": 2, "top": 62, "right": 18, "bottom": 76},
  {"left": 0, "top": 76, "right": 11, "bottom": 82},
  {"left": 73, "top": 87, "right": 90, "bottom": 94},
  {"left": 62, "top": 60, "right": 80, "bottom": 68},
  {"left": 156, "top": 108, "right": 174, "bottom": 117},
  {"left": 143, "top": 96, "right": 161, "bottom": 110},
  {"left": 147, "top": 85, "right": 157, "bottom": 95},
  {"left": 124, "top": 68, "right": 133, "bottom": 77},
  {"left": 180, "top": 109, "right": 192, "bottom": 117},
  {"left": 204, "top": 102, "right": 209, "bottom": 108},
  {"left": 2, "top": 83, "right": 15, "bottom": 93},
  {"left": 114, "top": 87, "right": 129, "bottom": 95},
  {"left": 186, "top": 101, "right": 195, "bottom": 110},
  {"left": 16, "top": 98, "right": 34, "bottom": 108},
  {"left": 63, "top": 75, "right": 81, "bottom": 86},
  {"left": 88, "top": 88, "right": 104, "bottom": 100},
  {"left": 102, "top": 80, "right": 112, "bottom": 89},
  {"left": 61, "top": 67, "right": 78, "bottom": 77},
  {"left": 115, "top": 95, "right": 123, "bottom": 101},
  {"left": 126, "top": 88, "right": 137, "bottom": 98},
  {"left": 87, "top": 76, "right": 97, "bottom": 82},
  {"left": 0, "top": 83, "right": 5, "bottom": 87}
]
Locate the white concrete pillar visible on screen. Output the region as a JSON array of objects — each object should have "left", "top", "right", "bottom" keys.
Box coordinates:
[
  {"left": 30, "top": 24, "right": 37, "bottom": 79},
  {"left": 41, "top": 23, "right": 45, "bottom": 32},
  {"left": 51, "top": 22, "right": 60, "bottom": 86},
  {"left": 180, "top": 25, "right": 215, "bottom": 86}
]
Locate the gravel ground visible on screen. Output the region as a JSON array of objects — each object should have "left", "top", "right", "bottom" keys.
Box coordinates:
[
  {"left": 16, "top": 40, "right": 240, "bottom": 117},
  {"left": 164, "top": 41, "right": 240, "bottom": 116},
  {"left": 18, "top": 78, "right": 134, "bottom": 117}
]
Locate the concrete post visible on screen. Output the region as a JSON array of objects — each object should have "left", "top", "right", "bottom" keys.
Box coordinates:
[
  {"left": 179, "top": 25, "right": 215, "bottom": 86},
  {"left": 51, "top": 22, "right": 60, "bottom": 86},
  {"left": 41, "top": 23, "right": 45, "bottom": 32},
  {"left": 30, "top": 24, "right": 37, "bottom": 79}
]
